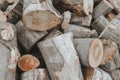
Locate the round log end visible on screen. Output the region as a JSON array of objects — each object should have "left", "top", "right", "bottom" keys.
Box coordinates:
[
  {"left": 89, "top": 39, "right": 103, "bottom": 68},
  {"left": 23, "top": 10, "right": 60, "bottom": 31},
  {"left": 18, "top": 54, "right": 40, "bottom": 71}
]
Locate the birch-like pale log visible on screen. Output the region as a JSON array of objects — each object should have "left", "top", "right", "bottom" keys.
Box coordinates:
[
  {"left": 93, "top": 0, "right": 113, "bottom": 19},
  {"left": 23, "top": 0, "right": 61, "bottom": 31},
  {"left": 21, "top": 69, "right": 50, "bottom": 80},
  {"left": 74, "top": 38, "right": 103, "bottom": 68},
  {"left": 64, "top": 24, "right": 96, "bottom": 38},
  {"left": 38, "top": 32, "right": 84, "bottom": 80},
  {"left": 16, "top": 21, "right": 48, "bottom": 51}
]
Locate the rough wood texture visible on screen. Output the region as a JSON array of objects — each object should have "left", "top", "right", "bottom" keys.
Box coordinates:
[
  {"left": 21, "top": 69, "right": 50, "bottom": 80},
  {"left": 109, "top": 70, "right": 120, "bottom": 80},
  {"left": 0, "top": 22, "right": 20, "bottom": 80},
  {"left": 74, "top": 38, "right": 103, "bottom": 68},
  {"left": 60, "top": 0, "right": 93, "bottom": 16},
  {"left": 106, "top": 12, "right": 117, "bottom": 21},
  {"left": 38, "top": 32, "right": 84, "bottom": 80},
  {"left": 0, "top": 11, "right": 6, "bottom": 22},
  {"left": 70, "top": 13, "right": 92, "bottom": 27},
  {"left": 93, "top": 0, "right": 113, "bottom": 19},
  {"left": 16, "top": 21, "right": 48, "bottom": 51},
  {"left": 83, "top": 67, "right": 112, "bottom": 80},
  {"left": 23, "top": 0, "right": 61, "bottom": 31},
  {"left": 100, "top": 39, "right": 119, "bottom": 64},
  {"left": 64, "top": 24, "right": 96, "bottom": 38}
]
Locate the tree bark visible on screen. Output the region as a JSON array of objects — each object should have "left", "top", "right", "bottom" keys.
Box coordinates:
[
  {"left": 38, "top": 32, "right": 84, "bottom": 80},
  {"left": 74, "top": 38, "right": 103, "bottom": 68},
  {"left": 23, "top": 0, "right": 61, "bottom": 31},
  {"left": 93, "top": 0, "right": 113, "bottom": 19},
  {"left": 21, "top": 69, "right": 50, "bottom": 80},
  {"left": 64, "top": 24, "right": 96, "bottom": 38},
  {"left": 16, "top": 21, "right": 48, "bottom": 51}
]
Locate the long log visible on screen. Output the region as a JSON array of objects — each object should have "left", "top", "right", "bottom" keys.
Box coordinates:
[
  {"left": 100, "top": 39, "right": 119, "bottom": 64},
  {"left": 0, "top": 22, "right": 20, "bottom": 80},
  {"left": 93, "top": 0, "right": 113, "bottom": 19},
  {"left": 16, "top": 21, "right": 48, "bottom": 51},
  {"left": 38, "top": 32, "right": 84, "bottom": 80},
  {"left": 64, "top": 24, "right": 96, "bottom": 38},
  {"left": 21, "top": 69, "right": 50, "bottom": 80},
  {"left": 23, "top": 0, "right": 61, "bottom": 31},
  {"left": 74, "top": 38, "right": 103, "bottom": 68},
  {"left": 83, "top": 67, "right": 112, "bottom": 80}
]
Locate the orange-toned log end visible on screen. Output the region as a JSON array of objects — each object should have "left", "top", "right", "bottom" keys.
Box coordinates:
[
  {"left": 100, "top": 39, "right": 118, "bottom": 65},
  {"left": 89, "top": 39, "right": 103, "bottom": 68},
  {"left": 18, "top": 54, "right": 40, "bottom": 71},
  {"left": 23, "top": 11, "right": 60, "bottom": 31},
  {"left": 84, "top": 67, "right": 94, "bottom": 80}
]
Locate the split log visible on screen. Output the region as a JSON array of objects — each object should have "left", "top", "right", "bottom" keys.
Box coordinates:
[
  {"left": 90, "top": 30, "right": 98, "bottom": 38},
  {"left": 93, "top": 0, "right": 113, "bottom": 19},
  {"left": 23, "top": 0, "right": 61, "bottom": 31},
  {"left": 0, "top": 22, "right": 20, "bottom": 80},
  {"left": 74, "top": 38, "right": 103, "bottom": 68},
  {"left": 64, "top": 24, "right": 96, "bottom": 38},
  {"left": 38, "top": 32, "right": 84, "bottom": 80},
  {"left": 61, "top": 11, "right": 71, "bottom": 29},
  {"left": 60, "top": 0, "right": 94, "bottom": 16},
  {"left": 106, "top": 12, "right": 117, "bottom": 21},
  {"left": 16, "top": 21, "right": 48, "bottom": 51},
  {"left": 0, "top": 11, "right": 7, "bottom": 22},
  {"left": 21, "top": 69, "right": 50, "bottom": 80},
  {"left": 44, "top": 29, "right": 62, "bottom": 40},
  {"left": 109, "top": 70, "right": 120, "bottom": 80},
  {"left": 70, "top": 13, "right": 92, "bottom": 27},
  {"left": 18, "top": 54, "right": 40, "bottom": 71},
  {"left": 91, "top": 15, "right": 109, "bottom": 35},
  {"left": 84, "top": 67, "right": 112, "bottom": 80},
  {"left": 100, "top": 39, "right": 119, "bottom": 64}
]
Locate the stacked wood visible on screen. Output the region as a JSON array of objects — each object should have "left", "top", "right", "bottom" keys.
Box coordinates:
[
  {"left": 16, "top": 21, "right": 48, "bottom": 50},
  {"left": 38, "top": 33, "right": 84, "bottom": 80},
  {"left": 74, "top": 38, "right": 103, "bottom": 68},
  {"left": 23, "top": 0, "right": 61, "bottom": 31},
  {"left": 21, "top": 69, "right": 50, "bottom": 80}
]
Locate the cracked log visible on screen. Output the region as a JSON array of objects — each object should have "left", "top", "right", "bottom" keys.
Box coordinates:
[
  {"left": 16, "top": 21, "right": 48, "bottom": 51},
  {"left": 74, "top": 38, "right": 103, "bottom": 68},
  {"left": 0, "top": 22, "right": 20, "bottom": 80},
  {"left": 23, "top": 0, "right": 61, "bottom": 31},
  {"left": 38, "top": 32, "right": 84, "bottom": 80},
  {"left": 21, "top": 69, "right": 50, "bottom": 80}
]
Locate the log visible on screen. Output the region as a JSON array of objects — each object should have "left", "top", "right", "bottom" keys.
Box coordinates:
[
  {"left": 90, "top": 30, "right": 99, "bottom": 38},
  {"left": 0, "top": 1, "right": 9, "bottom": 11},
  {"left": 16, "top": 21, "right": 48, "bottom": 51},
  {"left": 60, "top": 0, "right": 94, "bottom": 16},
  {"left": 70, "top": 13, "right": 92, "bottom": 27},
  {"left": 93, "top": 0, "right": 113, "bottom": 19},
  {"left": 0, "top": 22, "right": 20, "bottom": 80},
  {"left": 21, "top": 69, "right": 50, "bottom": 80},
  {"left": 74, "top": 38, "right": 103, "bottom": 68},
  {"left": 109, "top": 70, "right": 120, "bottom": 80},
  {"left": 61, "top": 11, "right": 71, "bottom": 29},
  {"left": 38, "top": 32, "right": 84, "bottom": 80},
  {"left": 44, "top": 29, "right": 62, "bottom": 40},
  {"left": 18, "top": 54, "right": 40, "bottom": 71},
  {"left": 100, "top": 39, "right": 119, "bottom": 64},
  {"left": 94, "top": 0, "right": 102, "bottom": 6},
  {"left": 23, "top": 0, "right": 61, "bottom": 31},
  {"left": 106, "top": 12, "right": 117, "bottom": 21},
  {"left": 0, "top": 10, "right": 6, "bottom": 22},
  {"left": 64, "top": 24, "right": 96, "bottom": 38},
  {"left": 83, "top": 67, "right": 112, "bottom": 80}
]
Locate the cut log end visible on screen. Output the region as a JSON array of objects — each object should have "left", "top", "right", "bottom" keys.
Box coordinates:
[
  {"left": 18, "top": 54, "right": 40, "bottom": 71},
  {"left": 89, "top": 39, "right": 103, "bottom": 68},
  {"left": 23, "top": 11, "right": 60, "bottom": 31}
]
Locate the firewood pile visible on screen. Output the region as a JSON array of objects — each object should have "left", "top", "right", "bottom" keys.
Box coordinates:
[{"left": 0, "top": 0, "right": 120, "bottom": 80}]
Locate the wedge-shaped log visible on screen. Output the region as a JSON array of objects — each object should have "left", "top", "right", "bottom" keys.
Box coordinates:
[
  {"left": 93, "top": 0, "right": 113, "bottom": 19},
  {"left": 16, "top": 21, "right": 48, "bottom": 50},
  {"left": 21, "top": 69, "right": 50, "bottom": 80},
  {"left": 84, "top": 67, "right": 112, "bottom": 80},
  {"left": 38, "top": 32, "right": 84, "bottom": 80},
  {"left": 23, "top": 0, "right": 61, "bottom": 31},
  {"left": 74, "top": 38, "right": 103, "bottom": 68}
]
